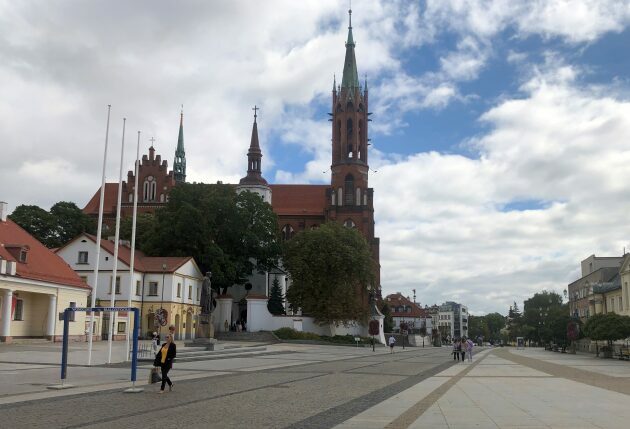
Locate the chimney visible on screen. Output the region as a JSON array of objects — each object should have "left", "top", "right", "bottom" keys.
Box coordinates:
[{"left": 0, "top": 201, "right": 7, "bottom": 222}]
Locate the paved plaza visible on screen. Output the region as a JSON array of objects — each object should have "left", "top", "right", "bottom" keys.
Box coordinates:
[{"left": 0, "top": 342, "right": 629, "bottom": 428}]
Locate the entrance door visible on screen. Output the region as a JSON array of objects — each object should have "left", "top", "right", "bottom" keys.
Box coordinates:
[
  {"left": 101, "top": 313, "right": 110, "bottom": 340},
  {"left": 185, "top": 312, "right": 192, "bottom": 339}
]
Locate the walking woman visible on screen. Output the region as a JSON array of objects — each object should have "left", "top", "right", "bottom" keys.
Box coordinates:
[
  {"left": 155, "top": 333, "right": 176, "bottom": 393},
  {"left": 452, "top": 339, "right": 461, "bottom": 361}
]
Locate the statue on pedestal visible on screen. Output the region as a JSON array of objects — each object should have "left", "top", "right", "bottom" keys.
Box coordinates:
[{"left": 196, "top": 271, "right": 215, "bottom": 340}]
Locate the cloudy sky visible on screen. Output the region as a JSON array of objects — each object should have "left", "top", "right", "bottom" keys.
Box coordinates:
[{"left": 2, "top": 0, "right": 630, "bottom": 314}]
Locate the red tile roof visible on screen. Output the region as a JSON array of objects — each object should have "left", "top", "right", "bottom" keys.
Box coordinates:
[
  {"left": 83, "top": 183, "right": 118, "bottom": 215},
  {"left": 385, "top": 293, "right": 427, "bottom": 318},
  {"left": 0, "top": 219, "right": 89, "bottom": 289},
  {"left": 60, "top": 234, "right": 192, "bottom": 273},
  {"left": 270, "top": 184, "right": 329, "bottom": 216}
]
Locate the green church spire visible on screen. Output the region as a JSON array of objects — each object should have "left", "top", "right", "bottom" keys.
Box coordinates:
[
  {"left": 341, "top": 7, "right": 359, "bottom": 90},
  {"left": 173, "top": 107, "right": 186, "bottom": 183}
]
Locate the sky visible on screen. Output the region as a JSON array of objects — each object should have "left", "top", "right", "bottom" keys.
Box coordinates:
[{"left": 2, "top": 0, "right": 630, "bottom": 315}]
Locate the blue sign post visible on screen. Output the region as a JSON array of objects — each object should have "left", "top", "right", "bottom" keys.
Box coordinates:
[{"left": 54, "top": 307, "right": 142, "bottom": 392}]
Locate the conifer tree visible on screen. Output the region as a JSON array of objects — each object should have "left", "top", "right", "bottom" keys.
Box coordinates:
[{"left": 267, "top": 277, "right": 285, "bottom": 315}]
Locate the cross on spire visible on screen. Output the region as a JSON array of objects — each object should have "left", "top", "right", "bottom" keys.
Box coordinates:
[
  {"left": 252, "top": 105, "right": 259, "bottom": 123},
  {"left": 149, "top": 137, "right": 156, "bottom": 146}
]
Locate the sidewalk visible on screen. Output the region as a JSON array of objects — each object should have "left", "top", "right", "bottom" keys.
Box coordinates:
[{"left": 334, "top": 347, "right": 630, "bottom": 429}]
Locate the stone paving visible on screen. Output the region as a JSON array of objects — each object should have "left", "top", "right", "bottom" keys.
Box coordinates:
[{"left": 0, "top": 343, "right": 628, "bottom": 428}]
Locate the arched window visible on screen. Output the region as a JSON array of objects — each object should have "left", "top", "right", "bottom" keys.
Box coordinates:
[
  {"left": 128, "top": 193, "right": 133, "bottom": 203},
  {"left": 337, "top": 187, "right": 343, "bottom": 206},
  {"left": 143, "top": 180, "right": 150, "bottom": 202},
  {"left": 343, "top": 219, "right": 355, "bottom": 228},
  {"left": 150, "top": 182, "right": 157, "bottom": 201},
  {"left": 356, "top": 188, "right": 361, "bottom": 206},
  {"left": 346, "top": 119, "right": 353, "bottom": 158},
  {"left": 160, "top": 193, "right": 165, "bottom": 202},
  {"left": 281, "top": 225, "right": 294, "bottom": 241},
  {"left": 344, "top": 174, "right": 354, "bottom": 205},
  {"left": 358, "top": 120, "right": 365, "bottom": 161},
  {"left": 331, "top": 190, "right": 336, "bottom": 206}
]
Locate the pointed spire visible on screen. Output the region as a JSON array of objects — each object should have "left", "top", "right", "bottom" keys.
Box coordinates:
[
  {"left": 341, "top": 7, "right": 359, "bottom": 89},
  {"left": 173, "top": 106, "right": 186, "bottom": 183},
  {"left": 364, "top": 74, "right": 368, "bottom": 91},
  {"left": 239, "top": 105, "right": 267, "bottom": 186},
  {"left": 333, "top": 74, "right": 337, "bottom": 92}
]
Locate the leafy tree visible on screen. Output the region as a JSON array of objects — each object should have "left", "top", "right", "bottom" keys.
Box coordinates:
[
  {"left": 10, "top": 202, "right": 95, "bottom": 248},
  {"left": 381, "top": 302, "right": 394, "bottom": 333},
  {"left": 583, "top": 313, "right": 630, "bottom": 347},
  {"left": 143, "top": 184, "right": 281, "bottom": 294},
  {"left": 9, "top": 205, "right": 55, "bottom": 245},
  {"left": 485, "top": 312, "right": 506, "bottom": 339},
  {"left": 522, "top": 291, "right": 564, "bottom": 344},
  {"left": 120, "top": 213, "right": 157, "bottom": 251},
  {"left": 267, "top": 277, "right": 285, "bottom": 315},
  {"left": 284, "top": 222, "right": 374, "bottom": 326}
]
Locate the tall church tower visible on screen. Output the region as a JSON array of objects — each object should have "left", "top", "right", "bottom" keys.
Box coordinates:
[
  {"left": 173, "top": 109, "right": 186, "bottom": 183},
  {"left": 327, "top": 8, "right": 380, "bottom": 288},
  {"left": 237, "top": 107, "right": 272, "bottom": 204}
]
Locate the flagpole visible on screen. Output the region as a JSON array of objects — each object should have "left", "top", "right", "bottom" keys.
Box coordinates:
[
  {"left": 107, "top": 118, "right": 126, "bottom": 364},
  {"left": 126, "top": 130, "right": 140, "bottom": 361},
  {"left": 87, "top": 105, "right": 111, "bottom": 366}
]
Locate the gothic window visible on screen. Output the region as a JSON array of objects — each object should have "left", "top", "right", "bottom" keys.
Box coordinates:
[
  {"left": 143, "top": 180, "right": 149, "bottom": 202},
  {"left": 281, "top": 225, "right": 294, "bottom": 241},
  {"left": 150, "top": 181, "right": 157, "bottom": 201},
  {"left": 358, "top": 120, "right": 365, "bottom": 161},
  {"left": 343, "top": 219, "right": 356, "bottom": 228},
  {"left": 346, "top": 119, "right": 353, "bottom": 158},
  {"left": 337, "top": 187, "right": 343, "bottom": 206},
  {"left": 356, "top": 188, "right": 361, "bottom": 206},
  {"left": 344, "top": 174, "right": 354, "bottom": 205},
  {"left": 128, "top": 193, "right": 133, "bottom": 203},
  {"left": 336, "top": 104, "right": 342, "bottom": 113},
  {"left": 160, "top": 194, "right": 165, "bottom": 202},
  {"left": 331, "top": 190, "right": 336, "bottom": 205}
]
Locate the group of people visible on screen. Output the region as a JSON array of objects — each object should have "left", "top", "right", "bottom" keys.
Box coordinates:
[
  {"left": 223, "top": 319, "right": 247, "bottom": 332},
  {"left": 452, "top": 337, "right": 474, "bottom": 362}
]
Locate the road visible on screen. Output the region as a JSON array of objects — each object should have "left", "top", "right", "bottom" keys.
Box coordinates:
[{"left": 1, "top": 345, "right": 455, "bottom": 429}]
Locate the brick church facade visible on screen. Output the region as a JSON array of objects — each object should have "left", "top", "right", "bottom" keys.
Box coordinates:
[{"left": 83, "top": 9, "right": 380, "bottom": 290}]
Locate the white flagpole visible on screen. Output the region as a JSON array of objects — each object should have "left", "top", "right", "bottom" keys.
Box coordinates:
[
  {"left": 107, "top": 118, "right": 126, "bottom": 364},
  {"left": 126, "top": 130, "right": 140, "bottom": 361},
  {"left": 88, "top": 105, "right": 111, "bottom": 366}
]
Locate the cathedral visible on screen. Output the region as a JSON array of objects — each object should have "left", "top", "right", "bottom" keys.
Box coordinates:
[{"left": 83, "top": 9, "right": 380, "bottom": 305}]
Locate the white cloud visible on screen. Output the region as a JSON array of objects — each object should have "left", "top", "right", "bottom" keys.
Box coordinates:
[{"left": 371, "top": 65, "right": 630, "bottom": 313}]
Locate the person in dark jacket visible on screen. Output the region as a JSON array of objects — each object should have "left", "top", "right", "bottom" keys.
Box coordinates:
[{"left": 155, "top": 333, "right": 176, "bottom": 393}]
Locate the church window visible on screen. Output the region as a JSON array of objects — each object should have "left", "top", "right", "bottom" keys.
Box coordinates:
[
  {"left": 331, "top": 190, "right": 336, "bottom": 206},
  {"left": 143, "top": 181, "right": 149, "bottom": 202},
  {"left": 346, "top": 119, "right": 353, "bottom": 158},
  {"left": 150, "top": 181, "right": 157, "bottom": 201},
  {"left": 128, "top": 193, "right": 133, "bottom": 203},
  {"left": 359, "top": 120, "right": 365, "bottom": 161},
  {"left": 344, "top": 174, "right": 354, "bottom": 205},
  {"left": 281, "top": 225, "right": 294, "bottom": 241},
  {"left": 337, "top": 187, "right": 343, "bottom": 206},
  {"left": 343, "top": 219, "right": 355, "bottom": 228},
  {"left": 160, "top": 194, "right": 165, "bottom": 203},
  {"left": 356, "top": 188, "right": 361, "bottom": 206}
]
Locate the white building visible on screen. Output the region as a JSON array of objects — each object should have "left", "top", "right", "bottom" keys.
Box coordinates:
[
  {"left": 437, "top": 301, "right": 468, "bottom": 341},
  {"left": 57, "top": 233, "right": 204, "bottom": 340},
  {"left": 0, "top": 202, "right": 91, "bottom": 342}
]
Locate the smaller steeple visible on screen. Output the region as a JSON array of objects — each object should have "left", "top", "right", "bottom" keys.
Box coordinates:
[
  {"left": 239, "top": 105, "right": 267, "bottom": 186},
  {"left": 173, "top": 106, "right": 186, "bottom": 183},
  {"left": 341, "top": 7, "right": 359, "bottom": 90}
]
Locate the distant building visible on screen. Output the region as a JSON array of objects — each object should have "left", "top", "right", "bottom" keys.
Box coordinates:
[
  {"left": 0, "top": 202, "right": 90, "bottom": 343},
  {"left": 437, "top": 301, "right": 468, "bottom": 340},
  {"left": 56, "top": 233, "right": 203, "bottom": 340},
  {"left": 384, "top": 293, "right": 432, "bottom": 335},
  {"left": 568, "top": 254, "right": 627, "bottom": 322}
]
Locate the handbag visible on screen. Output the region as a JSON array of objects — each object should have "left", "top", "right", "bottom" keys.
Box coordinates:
[{"left": 150, "top": 367, "right": 162, "bottom": 384}]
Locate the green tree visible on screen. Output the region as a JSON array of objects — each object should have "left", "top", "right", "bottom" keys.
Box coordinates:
[
  {"left": 120, "top": 213, "right": 157, "bottom": 251},
  {"left": 9, "top": 205, "right": 55, "bottom": 245},
  {"left": 381, "top": 302, "right": 394, "bottom": 333},
  {"left": 267, "top": 277, "right": 285, "bottom": 315},
  {"left": 49, "top": 201, "right": 95, "bottom": 245},
  {"left": 522, "top": 291, "right": 564, "bottom": 344},
  {"left": 583, "top": 313, "right": 630, "bottom": 347},
  {"left": 485, "top": 312, "right": 506, "bottom": 339},
  {"left": 284, "top": 222, "right": 374, "bottom": 326},
  {"left": 143, "top": 184, "right": 281, "bottom": 294},
  {"left": 10, "top": 202, "right": 94, "bottom": 248}
]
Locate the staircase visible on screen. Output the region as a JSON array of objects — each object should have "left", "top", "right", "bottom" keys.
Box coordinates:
[
  {"left": 138, "top": 343, "right": 272, "bottom": 363},
  {"left": 214, "top": 331, "right": 280, "bottom": 343}
]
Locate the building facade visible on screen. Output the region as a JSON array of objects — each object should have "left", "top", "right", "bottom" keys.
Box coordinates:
[
  {"left": 56, "top": 233, "right": 203, "bottom": 340},
  {"left": 437, "top": 301, "right": 468, "bottom": 341},
  {"left": 0, "top": 202, "right": 91, "bottom": 342}
]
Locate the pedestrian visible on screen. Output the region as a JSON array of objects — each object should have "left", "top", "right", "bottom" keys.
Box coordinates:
[
  {"left": 452, "top": 339, "right": 460, "bottom": 361},
  {"left": 151, "top": 331, "right": 160, "bottom": 353},
  {"left": 236, "top": 321, "right": 242, "bottom": 332},
  {"left": 461, "top": 337, "right": 466, "bottom": 362},
  {"left": 224, "top": 319, "right": 229, "bottom": 332},
  {"left": 466, "top": 337, "right": 474, "bottom": 362},
  {"left": 388, "top": 335, "right": 396, "bottom": 353},
  {"left": 168, "top": 324, "right": 176, "bottom": 340},
  {"left": 154, "top": 333, "right": 177, "bottom": 394}
]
